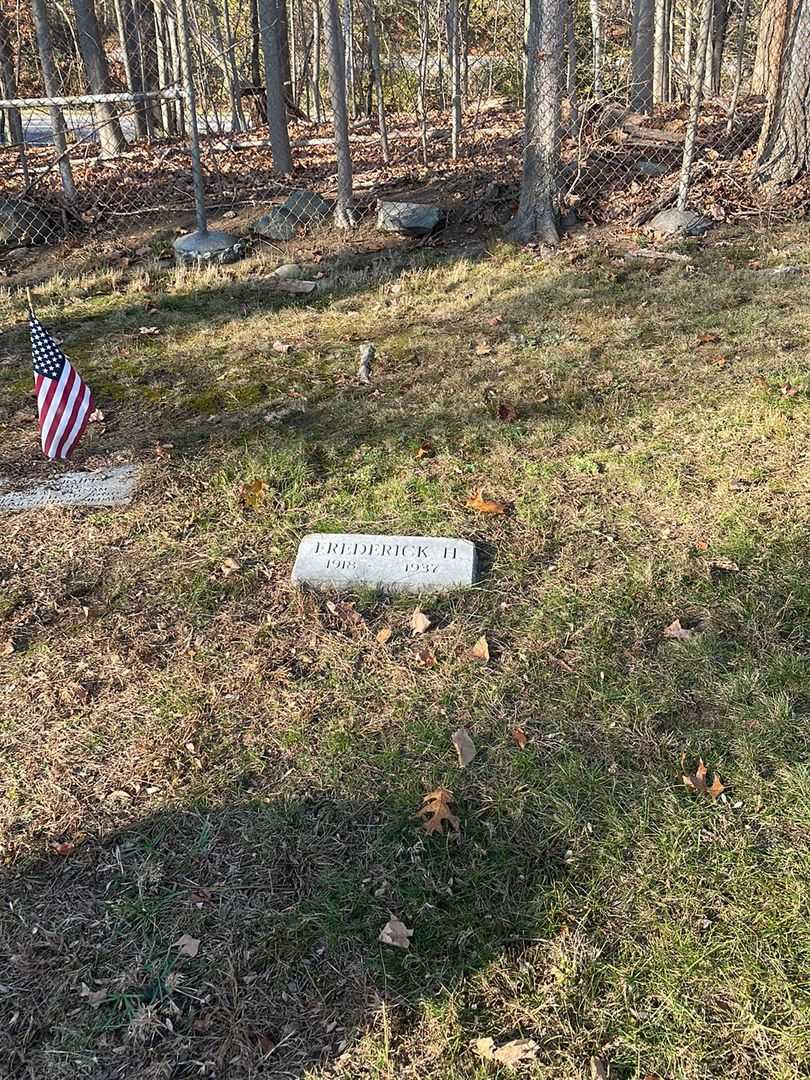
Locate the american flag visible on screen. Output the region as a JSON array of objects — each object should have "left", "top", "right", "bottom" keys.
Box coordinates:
[{"left": 30, "top": 312, "right": 94, "bottom": 461}]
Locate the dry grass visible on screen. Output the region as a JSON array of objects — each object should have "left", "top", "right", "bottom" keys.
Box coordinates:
[{"left": 2, "top": 224, "right": 810, "bottom": 1079}]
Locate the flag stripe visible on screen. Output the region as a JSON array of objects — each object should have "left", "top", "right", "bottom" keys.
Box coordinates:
[
  {"left": 43, "top": 366, "right": 77, "bottom": 458},
  {"left": 56, "top": 385, "right": 93, "bottom": 461}
]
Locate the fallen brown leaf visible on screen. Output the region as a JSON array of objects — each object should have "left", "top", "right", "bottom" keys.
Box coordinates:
[
  {"left": 497, "top": 401, "right": 518, "bottom": 422},
  {"left": 410, "top": 608, "right": 432, "bottom": 635},
  {"left": 663, "top": 618, "right": 695, "bottom": 641},
  {"left": 474, "top": 1037, "right": 539, "bottom": 1065},
  {"left": 1, "top": 638, "right": 15, "bottom": 656},
  {"left": 414, "top": 646, "right": 436, "bottom": 667},
  {"left": 753, "top": 375, "right": 770, "bottom": 390},
  {"left": 88, "top": 408, "right": 105, "bottom": 423},
  {"left": 220, "top": 557, "right": 241, "bottom": 578},
  {"left": 698, "top": 331, "right": 721, "bottom": 345},
  {"left": 326, "top": 599, "right": 364, "bottom": 628},
  {"left": 451, "top": 727, "right": 476, "bottom": 767},
  {"left": 682, "top": 756, "right": 725, "bottom": 800},
  {"left": 51, "top": 841, "right": 75, "bottom": 856},
  {"left": 591, "top": 1057, "right": 609, "bottom": 1080},
  {"left": 415, "top": 441, "right": 434, "bottom": 459},
  {"left": 470, "top": 635, "right": 490, "bottom": 662},
  {"left": 466, "top": 490, "right": 508, "bottom": 514},
  {"left": 475, "top": 341, "right": 493, "bottom": 355},
  {"left": 417, "top": 787, "right": 460, "bottom": 835},
  {"left": 781, "top": 382, "right": 799, "bottom": 397},
  {"left": 511, "top": 727, "right": 528, "bottom": 749},
  {"left": 378, "top": 917, "right": 413, "bottom": 949},
  {"left": 376, "top": 626, "right": 393, "bottom": 644},
  {"left": 174, "top": 934, "right": 201, "bottom": 958},
  {"left": 239, "top": 478, "right": 267, "bottom": 511},
  {"left": 80, "top": 983, "right": 107, "bottom": 1008},
  {"left": 272, "top": 340, "right": 293, "bottom": 354}
]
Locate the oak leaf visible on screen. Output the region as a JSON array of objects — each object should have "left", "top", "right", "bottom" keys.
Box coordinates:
[
  {"left": 239, "top": 478, "right": 267, "bottom": 511},
  {"left": 376, "top": 626, "right": 392, "bottom": 644},
  {"left": 175, "top": 934, "right": 200, "bottom": 958},
  {"left": 466, "top": 490, "right": 507, "bottom": 514},
  {"left": 410, "top": 608, "right": 432, "bottom": 635},
  {"left": 470, "top": 635, "right": 490, "bottom": 662},
  {"left": 451, "top": 727, "right": 476, "bottom": 767},
  {"left": 512, "top": 727, "right": 528, "bottom": 749},
  {"left": 663, "top": 618, "right": 695, "bottom": 641},
  {"left": 378, "top": 917, "right": 413, "bottom": 950},
  {"left": 682, "top": 756, "right": 725, "bottom": 800},
  {"left": 497, "top": 401, "right": 518, "bottom": 422},
  {"left": 417, "top": 787, "right": 460, "bottom": 835},
  {"left": 474, "top": 1037, "right": 538, "bottom": 1065}
]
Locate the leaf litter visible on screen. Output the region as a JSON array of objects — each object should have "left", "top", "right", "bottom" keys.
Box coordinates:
[
  {"left": 410, "top": 608, "right": 432, "bottom": 635},
  {"left": 466, "top": 490, "right": 508, "bottom": 514},
  {"left": 682, "top": 756, "right": 725, "bottom": 800},
  {"left": 378, "top": 917, "right": 413, "bottom": 950},
  {"left": 451, "top": 727, "right": 476, "bottom": 767},
  {"left": 474, "top": 1036, "right": 539, "bottom": 1066},
  {"left": 417, "top": 787, "right": 460, "bottom": 835}
]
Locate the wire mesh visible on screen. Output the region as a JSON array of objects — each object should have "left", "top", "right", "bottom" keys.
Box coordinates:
[{"left": 0, "top": 0, "right": 807, "bottom": 251}]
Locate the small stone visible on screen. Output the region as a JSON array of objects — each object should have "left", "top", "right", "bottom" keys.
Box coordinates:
[
  {"left": 280, "top": 189, "right": 333, "bottom": 224},
  {"left": 252, "top": 208, "right": 296, "bottom": 241},
  {"left": 292, "top": 533, "right": 477, "bottom": 594},
  {"left": 273, "top": 263, "right": 308, "bottom": 280},
  {"left": 647, "top": 208, "right": 713, "bottom": 238},
  {"left": 377, "top": 201, "right": 444, "bottom": 237}
]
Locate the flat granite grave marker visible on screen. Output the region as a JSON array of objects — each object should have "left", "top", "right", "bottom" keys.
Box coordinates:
[
  {"left": 0, "top": 464, "right": 140, "bottom": 513},
  {"left": 292, "top": 533, "right": 477, "bottom": 593}
]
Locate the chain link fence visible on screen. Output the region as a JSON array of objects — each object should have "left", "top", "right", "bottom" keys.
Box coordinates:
[{"left": 0, "top": 0, "right": 807, "bottom": 252}]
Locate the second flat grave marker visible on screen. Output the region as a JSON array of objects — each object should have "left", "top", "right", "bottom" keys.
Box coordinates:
[{"left": 292, "top": 533, "right": 477, "bottom": 594}]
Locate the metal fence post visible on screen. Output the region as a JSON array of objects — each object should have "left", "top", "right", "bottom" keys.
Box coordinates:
[{"left": 172, "top": 0, "right": 245, "bottom": 264}]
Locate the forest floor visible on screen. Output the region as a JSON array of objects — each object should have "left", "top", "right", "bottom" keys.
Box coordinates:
[{"left": 2, "top": 221, "right": 810, "bottom": 1080}]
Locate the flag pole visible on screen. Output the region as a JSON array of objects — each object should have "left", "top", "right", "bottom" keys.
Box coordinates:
[{"left": 25, "top": 287, "right": 34, "bottom": 315}]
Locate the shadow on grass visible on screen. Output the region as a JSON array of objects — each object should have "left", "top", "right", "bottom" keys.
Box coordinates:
[{"left": 1, "top": 789, "right": 570, "bottom": 1078}]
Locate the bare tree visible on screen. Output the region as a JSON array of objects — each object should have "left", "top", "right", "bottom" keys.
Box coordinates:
[
  {"left": 684, "top": 0, "right": 694, "bottom": 81},
  {"left": 323, "top": 0, "right": 354, "bottom": 225},
  {"left": 417, "top": 0, "right": 429, "bottom": 162},
  {"left": 677, "top": 0, "right": 712, "bottom": 208},
  {"left": 755, "top": 0, "right": 810, "bottom": 185},
  {"left": 752, "top": 0, "right": 788, "bottom": 93},
  {"left": 29, "top": 0, "right": 77, "bottom": 199},
  {"left": 342, "top": 0, "right": 355, "bottom": 116},
  {"left": 71, "top": 0, "right": 129, "bottom": 156},
  {"left": 258, "top": 0, "right": 293, "bottom": 170},
  {"left": 312, "top": 0, "right": 324, "bottom": 120},
  {"left": 447, "top": 0, "right": 462, "bottom": 157},
  {"left": 589, "top": 0, "right": 603, "bottom": 95},
  {"left": 726, "top": 0, "right": 750, "bottom": 130},
  {"left": 709, "top": 0, "right": 727, "bottom": 93},
  {"left": 207, "top": 0, "right": 247, "bottom": 131},
  {"left": 653, "top": 0, "right": 670, "bottom": 101},
  {"left": 509, "top": 0, "right": 565, "bottom": 246},
  {"left": 0, "top": 11, "right": 29, "bottom": 182},
  {"left": 113, "top": 0, "right": 148, "bottom": 140},
  {"left": 364, "top": 0, "right": 389, "bottom": 161},
  {"left": 631, "top": 0, "right": 655, "bottom": 111}
]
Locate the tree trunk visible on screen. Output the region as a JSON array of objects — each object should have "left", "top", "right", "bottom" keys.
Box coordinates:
[
  {"left": 277, "top": 0, "right": 293, "bottom": 100},
  {"left": 509, "top": 0, "right": 564, "bottom": 246},
  {"left": 0, "top": 11, "right": 29, "bottom": 182},
  {"left": 566, "top": 0, "right": 578, "bottom": 128},
  {"left": 447, "top": 0, "right": 462, "bottom": 158},
  {"left": 709, "top": 0, "right": 727, "bottom": 94},
  {"left": 752, "top": 0, "right": 788, "bottom": 94},
  {"left": 631, "top": 0, "right": 655, "bottom": 111},
  {"left": 134, "top": 0, "right": 165, "bottom": 136},
  {"left": 323, "top": 0, "right": 354, "bottom": 225},
  {"left": 417, "top": 0, "right": 429, "bottom": 162},
  {"left": 113, "top": 0, "right": 148, "bottom": 139},
  {"left": 207, "top": 0, "right": 246, "bottom": 131},
  {"left": 30, "top": 0, "right": 77, "bottom": 200},
  {"left": 684, "top": 0, "right": 693, "bottom": 83},
  {"left": 755, "top": 0, "right": 810, "bottom": 184},
  {"left": 340, "top": 0, "right": 355, "bottom": 117},
  {"left": 726, "top": 0, "right": 750, "bottom": 130},
  {"left": 677, "top": 0, "right": 712, "bottom": 208},
  {"left": 71, "top": 0, "right": 129, "bottom": 156},
  {"left": 249, "top": 0, "right": 262, "bottom": 84},
  {"left": 312, "top": 0, "right": 324, "bottom": 120},
  {"left": 589, "top": 0, "right": 603, "bottom": 95},
  {"left": 653, "top": 0, "right": 670, "bottom": 101},
  {"left": 258, "top": 0, "right": 293, "bottom": 170},
  {"left": 364, "top": 0, "right": 388, "bottom": 161}
]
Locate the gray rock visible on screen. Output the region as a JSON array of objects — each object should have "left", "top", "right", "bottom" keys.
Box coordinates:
[
  {"left": 636, "top": 159, "right": 671, "bottom": 177},
  {"left": 252, "top": 207, "right": 296, "bottom": 241},
  {"left": 377, "top": 201, "right": 444, "bottom": 237},
  {"left": 273, "top": 263, "right": 309, "bottom": 280},
  {"left": 0, "top": 198, "right": 63, "bottom": 247},
  {"left": 292, "top": 533, "right": 477, "bottom": 593},
  {"left": 281, "top": 189, "right": 333, "bottom": 224},
  {"left": 173, "top": 229, "right": 247, "bottom": 266},
  {"left": 648, "top": 208, "right": 713, "bottom": 238},
  {"left": 0, "top": 464, "right": 140, "bottom": 513}
]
